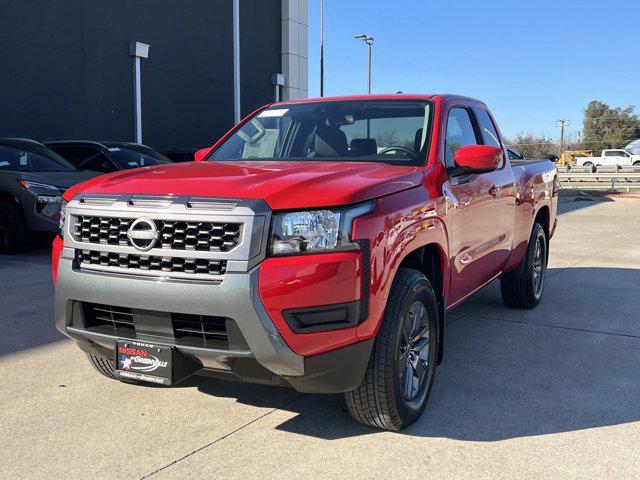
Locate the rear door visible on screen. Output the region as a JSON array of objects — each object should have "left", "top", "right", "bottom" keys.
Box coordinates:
[{"left": 443, "top": 104, "right": 513, "bottom": 306}]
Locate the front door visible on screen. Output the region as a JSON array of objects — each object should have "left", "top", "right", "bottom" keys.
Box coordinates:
[{"left": 443, "top": 106, "right": 514, "bottom": 307}]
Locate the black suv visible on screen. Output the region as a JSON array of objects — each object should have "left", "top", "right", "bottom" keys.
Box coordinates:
[
  {"left": 0, "top": 139, "right": 99, "bottom": 253},
  {"left": 46, "top": 141, "right": 172, "bottom": 173}
]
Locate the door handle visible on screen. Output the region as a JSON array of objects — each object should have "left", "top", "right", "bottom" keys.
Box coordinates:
[{"left": 489, "top": 185, "right": 500, "bottom": 197}]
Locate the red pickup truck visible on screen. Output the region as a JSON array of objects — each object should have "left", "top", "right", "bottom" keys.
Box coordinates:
[{"left": 52, "top": 94, "right": 558, "bottom": 430}]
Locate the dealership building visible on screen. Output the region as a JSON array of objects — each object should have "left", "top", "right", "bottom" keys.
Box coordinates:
[{"left": 0, "top": 0, "right": 308, "bottom": 151}]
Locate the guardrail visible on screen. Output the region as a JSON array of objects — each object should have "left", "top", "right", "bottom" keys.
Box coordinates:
[
  {"left": 558, "top": 171, "right": 640, "bottom": 191},
  {"left": 559, "top": 172, "right": 640, "bottom": 181},
  {"left": 557, "top": 166, "right": 640, "bottom": 174}
]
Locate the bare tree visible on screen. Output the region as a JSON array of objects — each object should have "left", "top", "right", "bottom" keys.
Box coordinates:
[{"left": 506, "top": 133, "right": 558, "bottom": 159}]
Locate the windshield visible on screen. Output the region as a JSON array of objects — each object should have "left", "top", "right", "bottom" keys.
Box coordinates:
[
  {"left": 0, "top": 142, "right": 77, "bottom": 172},
  {"left": 106, "top": 146, "right": 172, "bottom": 169},
  {"left": 209, "top": 100, "right": 432, "bottom": 166}
]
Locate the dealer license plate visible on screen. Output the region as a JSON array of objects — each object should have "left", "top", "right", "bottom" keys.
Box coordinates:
[{"left": 115, "top": 341, "right": 173, "bottom": 385}]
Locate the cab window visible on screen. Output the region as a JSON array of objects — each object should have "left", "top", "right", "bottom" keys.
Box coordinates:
[
  {"left": 474, "top": 107, "right": 504, "bottom": 168},
  {"left": 444, "top": 107, "right": 480, "bottom": 168}
]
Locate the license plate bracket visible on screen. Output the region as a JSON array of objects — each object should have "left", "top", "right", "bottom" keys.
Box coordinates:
[{"left": 115, "top": 341, "right": 173, "bottom": 385}]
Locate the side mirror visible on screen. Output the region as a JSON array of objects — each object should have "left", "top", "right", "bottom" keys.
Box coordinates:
[
  {"left": 194, "top": 146, "right": 213, "bottom": 162},
  {"left": 450, "top": 145, "right": 503, "bottom": 177}
]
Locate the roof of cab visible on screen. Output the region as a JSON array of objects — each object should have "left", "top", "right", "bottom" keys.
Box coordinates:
[{"left": 276, "top": 93, "right": 483, "bottom": 105}]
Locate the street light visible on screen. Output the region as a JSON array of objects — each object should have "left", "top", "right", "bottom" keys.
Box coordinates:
[
  {"left": 320, "top": 0, "right": 325, "bottom": 96},
  {"left": 355, "top": 34, "right": 374, "bottom": 94},
  {"left": 129, "top": 41, "right": 150, "bottom": 144}
]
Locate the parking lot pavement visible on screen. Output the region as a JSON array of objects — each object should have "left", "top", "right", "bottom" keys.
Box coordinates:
[{"left": 1, "top": 199, "right": 639, "bottom": 480}]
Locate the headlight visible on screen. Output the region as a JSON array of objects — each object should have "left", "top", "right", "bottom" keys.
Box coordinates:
[
  {"left": 18, "top": 180, "right": 62, "bottom": 192},
  {"left": 270, "top": 201, "right": 374, "bottom": 256},
  {"left": 58, "top": 198, "right": 68, "bottom": 237}
]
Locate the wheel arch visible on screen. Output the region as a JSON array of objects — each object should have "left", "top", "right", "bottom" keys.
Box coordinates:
[
  {"left": 534, "top": 205, "right": 550, "bottom": 238},
  {"left": 397, "top": 242, "right": 446, "bottom": 365}
]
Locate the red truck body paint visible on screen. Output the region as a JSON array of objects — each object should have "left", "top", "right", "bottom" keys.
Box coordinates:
[{"left": 54, "top": 94, "right": 558, "bottom": 358}]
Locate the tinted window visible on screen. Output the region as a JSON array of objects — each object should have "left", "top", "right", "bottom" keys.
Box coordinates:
[
  {"left": 164, "top": 152, "right": 193, "bottom": 162},
  {"left": 0, "top": 143, "right": 76, "bottom": 172},
  {"left": 474, "top": 108, "right": 504, "bottom": 167},
  {"left": 507, "top": 148, "right": 523, "bottom": 160},
  {"left": 209, "top": 100, "right": 432, "bottom": 166},
  {"left": 605, "top": 150, "right": 624, "bottom": 157},
  {"left": 50, "top": 145, "right": 115, "bottom": 173},
  {"left": 106, "top": 147, "right": 170, "bottom": 169},
  {"left": 80, "top": 153, "right": 117, "bottom": 172},
  {"left": 445, "top": 108, "right": 479, "bottom": 168},
  {"left": 474, "top": 109, "right": 501, "bottom": 147}
]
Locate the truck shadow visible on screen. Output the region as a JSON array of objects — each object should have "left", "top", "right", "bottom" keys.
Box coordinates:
[{"left": 185, "top": 265, "right": 640, "bottom": 442}]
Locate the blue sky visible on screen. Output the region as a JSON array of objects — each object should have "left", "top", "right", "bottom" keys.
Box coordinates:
[{"left": 307, "top": 0, "right": 640, "bottom": 140}]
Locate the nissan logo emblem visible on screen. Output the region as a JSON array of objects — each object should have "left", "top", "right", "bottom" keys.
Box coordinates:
[{"left": 127, "top": 218, "right": 159, "bottom": 252}]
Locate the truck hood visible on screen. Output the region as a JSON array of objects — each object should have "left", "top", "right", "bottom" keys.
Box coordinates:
[{"left": 75, "top": 161, "right": 425, "bottom": 209}]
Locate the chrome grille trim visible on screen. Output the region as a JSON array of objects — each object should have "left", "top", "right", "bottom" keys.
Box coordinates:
[
  {"left": 73, "top": 215, "right": 242, "bottom": 252},
  {"left": 63, "top": 194, "right": 271, "bottom": 277},
  {"left": 77, "top": 249, "right": 227, "bottom": 278}
]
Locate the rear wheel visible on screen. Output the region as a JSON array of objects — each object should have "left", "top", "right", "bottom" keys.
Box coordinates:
[
  {"left": 345, "top": 268, "right": 438, "bottom": 431},
  {"left": 633, "top": 161, "right": 640, "bottom": 167},
  {"left": 583, "top": 161, "right": 594, "bottom": 172},
  {"left": 500, "top": 222, "right": 547, "bottom": 309},
  {"left": 0, "top": 202, "right": 27, "bottom": 254}
]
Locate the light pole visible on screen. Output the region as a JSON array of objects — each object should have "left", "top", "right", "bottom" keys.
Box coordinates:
[
  {"left": 129, "top": 41, "right": 150, "bottom": 144},
  {"left": 355, "top": 34, "right": 374, "bottom": 94},
  {"left": 320, "top": 0, "right": 324, "bottom": 97},
  {"left": 233, "top": 0, "right": 241, "bottom": 123}
]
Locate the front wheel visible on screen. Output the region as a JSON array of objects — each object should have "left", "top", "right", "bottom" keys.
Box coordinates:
[
  {"left": 633, "top": 162, "right": 640, "bottom": 167},
  {"left": 500, "top": 222, "right": 548, "bottom": 309},
  {"left": 344, "top": 268, "right": 438, "bottom": 431}
]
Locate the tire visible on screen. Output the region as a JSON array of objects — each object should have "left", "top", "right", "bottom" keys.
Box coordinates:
[
  {"left": 0, "top": 202, "right": 27, "bottom": 254},
  {"left": 87, "top": 354, "right": 118, "bottom": 380},
  {"left": 500, "top": 222, "right": 548, "bottom": 309},
  {"left": 583, "top": 161, "right": 594, "bottom": 172},
  {"left": 633, "top": 162, "right": 640, "bottom": 167},
  {"left": 344, "top": 268, "right": 438, "bottom": 431}
]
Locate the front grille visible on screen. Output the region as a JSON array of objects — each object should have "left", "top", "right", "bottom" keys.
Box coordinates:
[
  {"left": 77, "top": 249, "right": 226, "bottom": 276},
  {"left": 82, "top": 303, "right": 135, "bottom": 337},
  {"left": 172, "top": 313, "right": 228, "bottom": 349},
  {"left": 73, "top": 215, "right": 241, "bottom": 252}
]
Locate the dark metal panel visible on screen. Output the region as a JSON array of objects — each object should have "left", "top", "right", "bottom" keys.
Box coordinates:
[
  {"left": 0, "top": 0, "right": 83, "bottom": 51},
  {"left": 240, "top": 0, "right": 282, "bottom": 116},
  {"left": 0, "top": 39, "right": 85, "bottom": 140},
  {"left": 0, "top": 0, "right": 281, "bottom": 151}
]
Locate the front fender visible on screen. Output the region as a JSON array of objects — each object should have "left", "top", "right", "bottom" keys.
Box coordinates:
[{"left": 352, "top": 186, "right": 449, "bottom": 341}]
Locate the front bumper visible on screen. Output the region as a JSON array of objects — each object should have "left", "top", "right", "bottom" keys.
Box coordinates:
[{"left": 54, "top": 248, "right": 372, "bottom": 393}]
